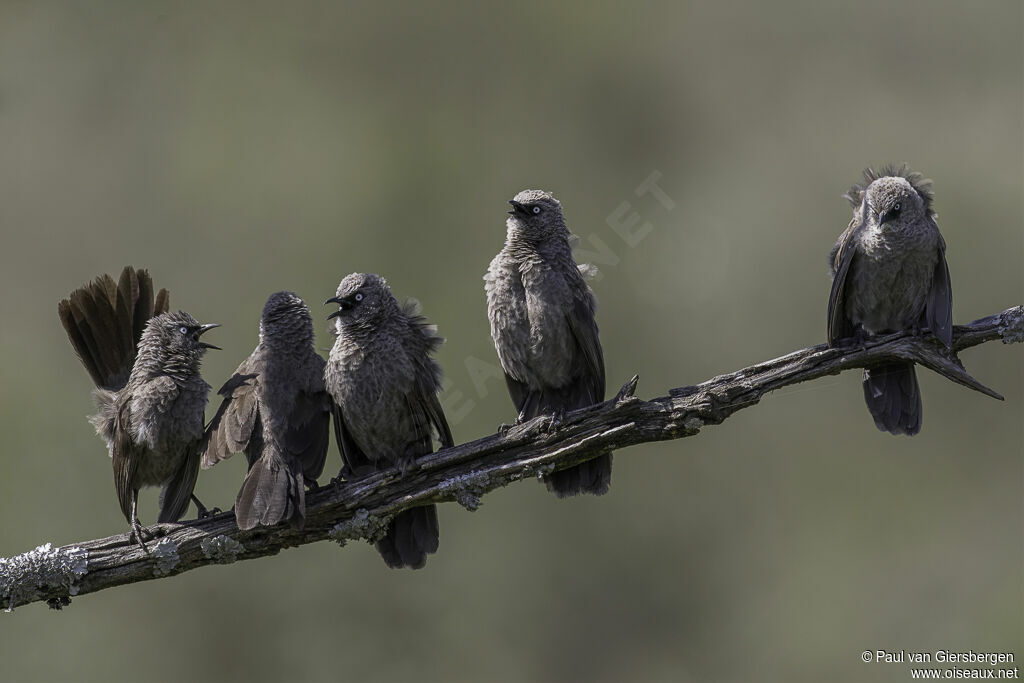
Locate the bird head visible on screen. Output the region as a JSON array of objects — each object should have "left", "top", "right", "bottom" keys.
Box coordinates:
[
  {"left": 138, "top": 311, "right": 220, "bottom": 374},
  {"left": 864, "top": 176, "right": 926, "bottom": 228},
  {"left": 260, "top": 291, "right": 313, "bottom": 346},
  {"left": 845, "top": 166, "right": 935, "bottom": 230},
  {"left": 325, "top": 273, "right": 397, "bottom": 330},
  {"left": 506, "top": 189, "right": 567, "bottom": 241}
]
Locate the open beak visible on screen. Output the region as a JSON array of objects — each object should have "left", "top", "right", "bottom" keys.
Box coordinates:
[
  {"left": 325, "top": 296, "right": 350, "bottom": 320},
  {"left": 508, "top": 200, "right": 528, "bottom": 216},
  {"left": 197, "top": 323, "right": 221, "bottom": 350}
]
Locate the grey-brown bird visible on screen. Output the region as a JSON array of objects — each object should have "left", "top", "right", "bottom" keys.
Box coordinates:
[
  {"left": 485, "top": 189, "right": 610, "bottom": 496},
  {"left": 828, "top": 165, "right": 953, "bottom": 435},
  {"left": 325, "top": 273, "right": 453, "bottom": 569},
  {"left": 59, "top": 267, "right": 220, "bottom": 549},
  {"left": 202, "top": 291, "right": 331, "bottom": 530}
]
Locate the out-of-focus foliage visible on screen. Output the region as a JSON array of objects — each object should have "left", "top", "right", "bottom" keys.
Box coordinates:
[{"left": 0, "top": 2, "right": 1020, "bottom": 681}]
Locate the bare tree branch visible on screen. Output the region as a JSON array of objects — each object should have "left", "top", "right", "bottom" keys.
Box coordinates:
[{"left": 3, "top": 305, "right": 1021, "bottom": 611}]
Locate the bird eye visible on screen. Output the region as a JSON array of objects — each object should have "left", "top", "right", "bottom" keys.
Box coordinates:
[
  {"left": 532, "top": 206, "right": 541, "bottom": 214},
  {"left": 354, "top": 293, "right": 363, "bottom": 302},
  {"left": 179, "top": 326, "right": 188, "bottom": 335},
  {"left": 893, "top": 202, "right": 901, "bottom": 211}
]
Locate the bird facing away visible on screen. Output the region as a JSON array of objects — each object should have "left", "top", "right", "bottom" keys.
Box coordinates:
[
  {"left": 202, "top": 292, "right": 331, "bottom": 531},
  {"left": 324, "top": 273, "right": 453, "bottom": 569},
  {"left": 58, "top": 267, "right": 220, "bottom": 550},
  {"left": 484, "top": 189, "right": 610, "bottom": 497},
  {"left": 827, "top": 165, "right": 953, "bottom": 435}
]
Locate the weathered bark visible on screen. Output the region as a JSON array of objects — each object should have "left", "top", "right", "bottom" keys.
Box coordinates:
[{"left": 2, "top": 305, "right": 1021, "bottom": 611}]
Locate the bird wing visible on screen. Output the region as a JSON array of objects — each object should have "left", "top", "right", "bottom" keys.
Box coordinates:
[
  {"left": 395, "top": 299, "right": 454, "bottom": 450},
  {"left": 925, "top": 227, "right": 953, "bottom": 348},
  {"left": 157, "top": 440, "right": 201, "bottom": 523},
  {"left": 285, "top": 389, "right": 332, "bottom": 482},
  {"left": 827, "top": 214, "right": 863, "bottom": 346},
  {"left": 111, "top": 400, "right": 140, "bottom": 523},
  {"left": 201, "top": 353, "right": 260, "bottom": 469},
  {"left": 565, "top": 276, "right": 606, "bottom": 406},
  {"left": 332, "top": 398, "right": 374, "bottom": 476},
  {"left": 402, "top": 303, "right": 454, "bottom": 451},
  {"left": 505, "top": 271, "right": 606, "bottom": 421},
  {"left": 405, "top": 380, "right": 455, "bottom": 454}
]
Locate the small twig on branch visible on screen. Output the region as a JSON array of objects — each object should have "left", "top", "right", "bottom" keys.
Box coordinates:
[{"left": 2, "top": 305, "right": 1021, "bottom": 611}]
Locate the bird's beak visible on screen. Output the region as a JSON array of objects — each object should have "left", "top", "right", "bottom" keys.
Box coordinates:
[
  {"left": 197, "top": 323, "right": 221, "bottom": 350},
  {"left": 508, "top": 200, "right": 528, "bottom": 216},
  {"left": 325, "top": 296, "right": 349, "bottom": 320}
]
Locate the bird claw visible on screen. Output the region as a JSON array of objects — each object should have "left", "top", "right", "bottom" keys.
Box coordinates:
[
  {"left": 499, "top": 413, "right": 527, "bottom": 436},
  {"left": 191, "top": 494, "right": 218, "bottom": 520},
  {"left": 305, "top": 480, "right": 321, "bottom": 494},
  {"left": 843, "top": 326, "right": 870, "bottom": 351},
  {"left": 333, "top": 464, "right": 376, "bottom": 485},
  {"left": 129, "top": 519, "right": 153, "bottom": 553},
  {"left": 197, "top": 506, "right": 222, "bottom": 520},
  {"left": 542, "top": 410, "right": 565, "bottom": 433},
  {"left": 397, "top": 456, "right": 421, "bottom": 478}
]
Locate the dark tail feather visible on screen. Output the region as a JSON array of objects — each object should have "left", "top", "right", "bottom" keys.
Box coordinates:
[
  {"left": 862, "top": 362, "right": 922, "bottom": 436},
  {"left": 157, "top": 447, "right": 201, "bottom": 523},
  {"left": 234, "top": 451, "right": 305, "bottom": 530},
  {"left": 517, "top": 383, "right": 614, "bottom": 498},
  {"left": 545, "top": 452, "right": 613, "bottom": 498},
  {"left": 58, "top": 266, "right": 168, "bottom": 391},
  {"left": 374, "top": 505, "right": 439, "bottom": 570}
]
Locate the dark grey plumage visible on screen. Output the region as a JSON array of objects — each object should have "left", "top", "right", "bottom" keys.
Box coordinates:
[
  {"left": 484, "top": 189, "right": 610, "bottom": 497},
  {"left": 59, "top": 267, "right": 219, "bottom": 549},
  {"left": 828, "top": 165, "right": 953, "bottom": 435},
  {"left": 324, "top": 273, "right": 453, "bottom": 570},
  {"left": 202, "top": 292, "right": 331, "bottom": 531}
]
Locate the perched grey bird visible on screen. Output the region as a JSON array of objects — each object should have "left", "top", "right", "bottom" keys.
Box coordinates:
[
  {"left": 324, "top": 273, "right": 453, "bottom": 570},
  {"left": 828, "top": 165, "right": 953, "bottom": 435},
  {"left": 485, "top": 189, "right": 610, "bottom": 497},
  {"left": 59, "top": 267, "right": 220, "bottom": 549},
  {"left": 202, "top": 292, "right": 331, "bottom": 531}
]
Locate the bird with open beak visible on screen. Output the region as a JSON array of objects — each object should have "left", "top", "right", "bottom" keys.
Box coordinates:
[
  {"left": 324, "top": 273, "right": 453, "bottom": 569},
  {"left": 485, "top": 189, "right": 611, "bottom": 497},
  {"left": 59, "top": 267, "right": 220, "bottom": 550}
]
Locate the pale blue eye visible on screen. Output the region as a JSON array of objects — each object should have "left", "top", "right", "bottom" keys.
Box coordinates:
[
  {"left": 179, "top": 326, "right": 188, "bottom": 335},
  {"left": 532, "top": 206, "right": 541, "bottom": 214},
  {"left": 354, "top": 293, "right": 363, "bottom": 302}
]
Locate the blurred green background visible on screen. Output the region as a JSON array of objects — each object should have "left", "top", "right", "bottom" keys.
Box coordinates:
[{"left": 1, "top": 2, "right": 1021, "bottom": 682}]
